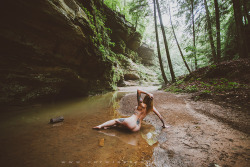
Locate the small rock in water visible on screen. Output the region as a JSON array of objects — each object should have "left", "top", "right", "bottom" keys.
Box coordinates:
[
  {"left": 50, "top": 116, "right": 64, "bottom": 124},
  {"left": 99, "top": 138, "right": 105, "bottom": 147}
]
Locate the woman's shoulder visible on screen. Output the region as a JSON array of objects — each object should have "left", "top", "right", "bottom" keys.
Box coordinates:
[
  {"left": 137, "top": 103, "right": 147, "bottom": 110},
  {"left": 140, "top": 103, "right": 147, "bottom": 108}
]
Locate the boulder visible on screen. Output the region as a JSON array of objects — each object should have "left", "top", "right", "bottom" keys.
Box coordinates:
[
  {"left": 124, "top": 73, "right": 140, "bottom": 80},
  {"left": 137, "top": 43, "right": 155, "bottom": 66},
  {"left": 117, "top": 78, "right": 126, "bottom": 87},
  {"left": 127, "top": 32, "right": 142, "bottom": 51}
]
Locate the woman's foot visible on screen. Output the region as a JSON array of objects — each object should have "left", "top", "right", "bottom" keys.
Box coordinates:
[
  {"left": 93, "top": 125, "right": 102, "bottom": 129},
  {"left": 103, "top": 126, "right": 110, "bottom": 129}
]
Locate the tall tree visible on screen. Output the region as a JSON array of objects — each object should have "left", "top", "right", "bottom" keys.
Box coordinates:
[
  {"left": 242, "top": 0, "right": 249, "bottom": 24},
  {"left": 232, "top": 0, "right": 248, "bottom": 58},
  {"left": 129, "top": 0, "right": 149, "bottom": 33},
  {"left": 155, "top": 0, "right": 176, "bottom": 82},
  {"left": 176, "top": 0, "right": 201, "bottom": 70},
  {"left": 153, "top": 0, "right": 168, "bottom": 84},
  {"left": 169, "top": 5, "right": 191, "bottom": 73},
  {"left": 204, "top": 0, "right": 217, "bottom": 63},
  {"left": 214, "top": 0, "right": 221, "bottom": 63},
  {"left": 191, "top": 0, "right": 197, "bottom": 69}
]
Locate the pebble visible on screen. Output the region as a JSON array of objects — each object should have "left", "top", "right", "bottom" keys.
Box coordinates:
[{"left": 99, "top": 138, "right": 104, "bottom": 147}]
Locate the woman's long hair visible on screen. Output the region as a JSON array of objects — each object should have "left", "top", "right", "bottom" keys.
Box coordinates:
[{"left": 143, "top": 95, "right": 153, "bottom": 112}]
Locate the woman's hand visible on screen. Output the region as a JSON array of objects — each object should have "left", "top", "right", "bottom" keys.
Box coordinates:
[
  {"left": 160, "top": 116, "right": 166, "bottom": 128},
  {"left": 148, "top": 93, "right": 154, "bottom": 99}
]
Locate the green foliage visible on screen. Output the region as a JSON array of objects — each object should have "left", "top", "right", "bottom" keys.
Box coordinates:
[
  {"left": 184, "top": 45, "right": 196, "bottom": 58},
  {"left": 201, "top": 81, "right": 211, "bottom": 87},
  {"left": 165, "top": 85, "right": 183, "bottom": 93},
  {"left": 110, "top": 66, "right": 123, "bottom": 89},
  {"left": 104, "top": 0, "right": 150, "bottom": 35},
  {"left": 176, "top": 78, "right": 184, "bottom": 85},
  {"left": 109, "top": 41, "right": 115, "bottom": 47},
  {"left": 210, "top": 64, "right": 217, "bottom": 69},
  {"left": 213, "top": 80, "right": 240, "bottom": 91},
  {"left": 202, "top": 90, "right": 212, "bottom": 94},
  {"left": 185, "top": 85, "right": 198, "bottom": 93},
  {"left": 103, "top": 0, "right": 248, "bottom": 80},
  {"left": 165, "top": 75, "right": 245, "bottom": 95},
  {"left": 197, "top": 78, "right": 201, "bottom": 81},
  {"left": 116, "top": 54, "right": 129, "bottom": 65},
  {"left": 81, "top": 5, "right": 117, "bottom": 62},
  {"left": 128, "top": 0, "right": 150, "bottom": 34},
  {"left": 220, "top": 78, "right": 228, "bottom": 83}
]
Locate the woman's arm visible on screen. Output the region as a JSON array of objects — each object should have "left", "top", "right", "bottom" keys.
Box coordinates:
[
  {"left": 153, "top": 106, "right": 166, "bottom": 128},
  {"left": 137, "top": 89, "right": 153, "bottom": 105}
]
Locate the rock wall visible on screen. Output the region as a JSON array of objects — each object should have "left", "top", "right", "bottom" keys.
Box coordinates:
[
  {"left": 102, "top": 5, "right": 142, "bottom": 61},
  {"left": 0, "top": 0, "right": 155, "bottom": 106},
  {"left": 0, "top": 0, "right": 108, "bottom": 105}
]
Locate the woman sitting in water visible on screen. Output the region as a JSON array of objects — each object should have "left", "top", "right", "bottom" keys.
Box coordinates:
[{"left": 93, "top": 89, "right": 166, "bottom": 132}]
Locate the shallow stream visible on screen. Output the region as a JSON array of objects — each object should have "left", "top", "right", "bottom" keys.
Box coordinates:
[{"left": 0, "top": 89, "right": 159, "bottom": 167}]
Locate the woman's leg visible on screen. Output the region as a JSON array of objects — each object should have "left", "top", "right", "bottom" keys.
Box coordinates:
[
  {"left": 93, "top": 117, "right": 138, "bottom": 131},
  {"left": 93, "top": 119, "right": 121, "bottom": 129}
]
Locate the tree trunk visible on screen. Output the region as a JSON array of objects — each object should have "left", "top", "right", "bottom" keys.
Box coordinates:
[
  {"left": 232, "top": 0, "right": 248, "bottom": 58},
  {"left": 204, "top": 0, "right": 217, "bottom": 63},
  {"left": 243, "top": 0, "right": 249, "bottom": 24},
  {"left": 135, "top": 13, "right": 138, "bottom": 30},
  {"left": 155, "top": 0, "right": 176, "bottom": 82},
  {"left": 169, "top": 6, "right": 191, "bottom": 74},
  {"left": 191, "top": 0, "right": 197, "bottom": 70},
  {"left": 153, "top": 0, "right": 168, "bottom": 84},
  {"left": 214, "top": 0, "right": 221, "bottom": 63}
]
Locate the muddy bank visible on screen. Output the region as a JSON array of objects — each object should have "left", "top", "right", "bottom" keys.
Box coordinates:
[{"left": 119, "top": 91, "right": 250, "bottom": 167}]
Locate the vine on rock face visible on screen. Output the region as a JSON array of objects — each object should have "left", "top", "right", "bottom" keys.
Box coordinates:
[
  {"left": 80, "top": 2, "right": 126, "bottom": 91},
  {"left": 80, "top": 1, "right": 155, "bottom": 90},
  {"left": 81, "top": 1, "right": 125, "bottom": 90},
  {"left": 81, "top": 4, "right": 115, "bottom": 62}
]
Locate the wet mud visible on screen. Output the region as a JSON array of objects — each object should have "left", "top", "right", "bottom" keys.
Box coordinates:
[{"left": 119, "top": 90, "right": 250, "bottom": 167}]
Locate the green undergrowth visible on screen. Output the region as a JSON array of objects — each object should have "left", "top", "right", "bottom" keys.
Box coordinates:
[
  {"left": 164, "top": 59, "right": 250, "bottom": 111},
  {"left": 81, "top": 4, "right": 116, "bottom": 63},
  {"left": 165, "top": 77, "right": 247, "bottom": 95},
  {"left": 81, "top": 3, "right": 125, "bottom": 90}
]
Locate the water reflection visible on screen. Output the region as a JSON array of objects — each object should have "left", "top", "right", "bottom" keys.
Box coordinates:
[
  {"left": 98, "top": 123, "right": 158, "bottom": 146},
  {"left": 99, "top": 91, "right": 159, "bottom": 146},
  {"left": 0, "top": 91, "right": 157, "bottom": 167}
]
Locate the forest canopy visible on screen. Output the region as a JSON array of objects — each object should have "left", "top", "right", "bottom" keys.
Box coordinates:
[{"left": 103, "top": 0, "right": 249, "bottom": 82}]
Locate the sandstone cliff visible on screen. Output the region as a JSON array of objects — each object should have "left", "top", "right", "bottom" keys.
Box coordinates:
[{"left": 0, "top": 0, "right": 155, "bottom": 105}]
